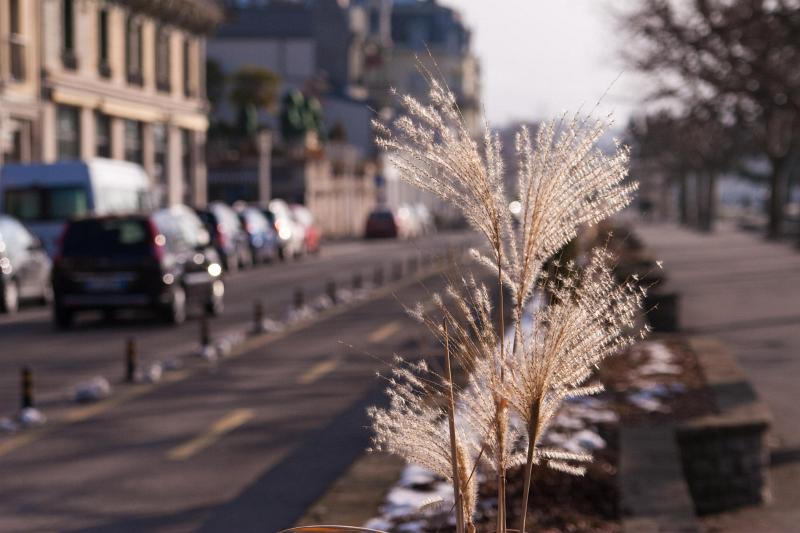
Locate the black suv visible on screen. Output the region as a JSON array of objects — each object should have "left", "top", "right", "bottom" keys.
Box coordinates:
[
  {"left": 0, "top": 215, "right": 52, "bottom": 313},
  {"left": 52, "top": 207, "right": 224, "bottom": 328}
]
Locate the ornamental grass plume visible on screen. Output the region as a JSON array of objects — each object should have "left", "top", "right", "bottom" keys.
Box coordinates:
[{"left": 284, "top": 70, "right": 645, "bottom": 533}]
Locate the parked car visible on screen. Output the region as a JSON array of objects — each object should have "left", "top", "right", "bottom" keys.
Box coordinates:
[
  {"left": 365, "top": 208, "right": 399, "bottom": 239},
  {"left": 413, "top": 203, "right": 436, "bottom": 235},
  {"left": 0, "top": 159, "right": 153, "bottom": 256},
  {"left": 234, "top": 204, "right": 280, "bottom": 264},
  {"left": 265, "top": 199, "right": 305, "bottom": 259},
  {"left": 51, "top": 211, "right": 225, "bottom": 328},
  {"left": 290, "top": 204, "right": 322, "bottom": 255},
  {"left": 0, "top": 215, "right": 52, "bottom": 313},
  {"left": 196, "top": 202, "right": 252, "bottom": 272}
]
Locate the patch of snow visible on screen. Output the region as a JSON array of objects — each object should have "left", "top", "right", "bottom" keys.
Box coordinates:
[
  {"left": 198, "top": 345, "right": 218, "bottom": 360},
  {"left": 363, "top": 517, "right": 391, "bottom": 531},
  {"left": 18, "top": 407, "right": 46, "bottom": 427},
  {"left": 0, "top": 417, "right": 19, "bottom": 433},
  {"left": 163, "top": 358, "right": 183, "bottom": 372},
  {"left": 627, "top": 389, "right": 667, "bottom": 412},
  {"left": 397, "top": 520, "right": 426, "bottom": 533},
  {"left": 312, "top": 295, "right": 334, "bottom": 312},
  {"left": 255, "top": 318, "right": 284, "bottom": 334},
  {"left": 286, "top": 305, "right": 316, "bottom": 324},
  {"left": 398, "top": 464, "right": 437, "bottom": 487},
  {"left": 73, "top": 376, "right": 112, "bottom": 403},
  {"left": 143, "top": 363, "right": 163, "bottom": 383}
]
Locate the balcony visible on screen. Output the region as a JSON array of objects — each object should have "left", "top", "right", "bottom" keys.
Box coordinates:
[{"left": 9, "top": 36, "right": 25, "bottom": 81}]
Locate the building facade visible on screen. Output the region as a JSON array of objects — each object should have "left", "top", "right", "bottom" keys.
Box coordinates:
[
  {"left": 390, "top": 0, "right": 481, "bottom": 136},
  {"left": 0, "top": 0, "right": 222, "bottom": 207},
  {"left": 0, "top": 0, "right": 41, "bottom": 167}
]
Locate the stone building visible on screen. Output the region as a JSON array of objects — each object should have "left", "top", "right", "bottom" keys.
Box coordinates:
[
  {"left": 0, "top": 0, "right": 223, "bottom": 207},
  {"left": 390, "top": 0, "right": 481, "bottom": 136}
]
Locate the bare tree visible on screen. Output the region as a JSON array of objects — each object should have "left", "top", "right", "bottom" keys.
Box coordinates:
[
  {"left": 628, "top": 105, "right": 747, "bottom": 231},
  {"left": 620, "top": 0, "right": 800, "bottom": 238}
]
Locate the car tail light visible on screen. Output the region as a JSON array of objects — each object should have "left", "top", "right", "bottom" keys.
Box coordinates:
[
  {"left": 147, "top": 219, "right": 166, "bottom": 262},
  {"left": 216, "top": 224, "right": 227, "bottom": 248}
]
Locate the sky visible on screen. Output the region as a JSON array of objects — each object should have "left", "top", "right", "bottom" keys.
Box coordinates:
[{"left": 437, "top": 0, "right": 643, "bottom": 128}]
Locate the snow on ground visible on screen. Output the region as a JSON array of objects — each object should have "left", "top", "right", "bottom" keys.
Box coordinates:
[
  {"left": 364, "top": 394, "right": 617, "bottom": 527},
  {"left": 364, "top": 295, "right": 618, "bottom": 528},
  {"left": 624, "top": 341, "right": 687, "bottom": 413},
  {"left": 73, "top": 376, "right": 112, "bottom": 403}
]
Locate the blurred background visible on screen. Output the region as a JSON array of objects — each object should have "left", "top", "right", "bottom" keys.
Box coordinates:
[{"left": 0, "top": 1, "right": 798, "bottom": 532}]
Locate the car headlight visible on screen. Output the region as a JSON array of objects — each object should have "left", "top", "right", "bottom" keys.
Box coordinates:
[{"left": 207, "top": 263, "right": 222, "bottom": 277}]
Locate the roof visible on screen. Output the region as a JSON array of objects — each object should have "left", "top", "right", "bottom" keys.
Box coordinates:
[
  {"left": 213, "top": 3, "right": 313, "bottom": 40},
  {"left": 115, "top": 0, "right": 226, "bottom": 33}
]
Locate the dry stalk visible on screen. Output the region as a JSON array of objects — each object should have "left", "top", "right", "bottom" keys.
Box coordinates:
[{"left": 444, "top": 319, "right": 466, "bottom": 533}]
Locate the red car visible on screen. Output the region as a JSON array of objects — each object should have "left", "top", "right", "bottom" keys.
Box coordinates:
[
  {"left": 365, "top": 208, "right": 398, "bottom": 239},
  {"left": 290, "top": 204, "right": 321, "bottom": 254}
]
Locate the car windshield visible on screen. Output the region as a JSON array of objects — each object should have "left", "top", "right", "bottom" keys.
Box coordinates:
[
  {"left": 371, "top": 211, "right": 394, "bottom": 222},
  {"left": 4, "top": 187, "right": 89, "bottom": 222},
  {"left": 61, "top": 218, "right": 151, "bottom": 257}
]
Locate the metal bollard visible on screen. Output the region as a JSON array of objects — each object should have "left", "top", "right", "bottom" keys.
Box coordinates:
[
  {"left": 392, "top": 261, "right": 403, "bottom": 281},
  {"left": 200, "top": 314, "right": 211, "bottom": 348},
  {"left": 253, "top": 300, "right": 264, "bottom": 332},
  {"left": 326, "top": 279, "right": 338, "bottom": 305},
  {"left": 373, "top": 265, "right": 384, "bottom": 287},
  {"left": 294, "top": 287, "right": 305, "bottom": 310},
  {"left": 352, "top": 272, "right": 363, "bottom": 290},
  {"left": 21, "top": 366, "right": 33, "bottom": 409},
  {"left": 125, "top": 338, "right": 137, "bottom": 383}
]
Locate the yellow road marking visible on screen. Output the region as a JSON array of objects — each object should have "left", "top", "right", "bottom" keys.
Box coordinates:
[
  {"left": 297, "top": 357, "right": 341, "bottom": 385},
  {"left": 0, "top": 253, "right": 460, "bottom": 459},
  {"left": 167, "top": 408, "right": 255, "bottom": 461},
  {"left": 0, "top": 429, "right": 49, "bottom": 457},
  {"left": 367, "top": 320, "right": 403, "bottom": 343}
]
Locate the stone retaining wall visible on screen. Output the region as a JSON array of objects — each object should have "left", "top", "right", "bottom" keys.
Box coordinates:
[{"left": 677, "top": 337, "right": 772, "bottom": 515}]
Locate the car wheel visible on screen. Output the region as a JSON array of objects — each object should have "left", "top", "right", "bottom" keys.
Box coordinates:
[
  {"left": 163, "top": 286, "right": 186, "bottom": 325},
  {"left": 205, "top": 280, "right": 225, "bottom": 316},
  {"left": 54, "top": 305, "right": 73, "bottom": 329},
  {"left": 1, "top": 279, "right": 19, "bottom": 314}
]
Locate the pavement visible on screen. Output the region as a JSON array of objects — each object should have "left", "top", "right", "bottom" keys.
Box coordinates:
[
  {"left": 0, "top": 232, "right": 475, "bottom": 532},
  {"left": 637, "top": 221, "right": 800, "bottom": 533}
]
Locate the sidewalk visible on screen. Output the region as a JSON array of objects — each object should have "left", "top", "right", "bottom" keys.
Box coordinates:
[{"left": 637, "top": 222, "right": 800, "bottom": 532}]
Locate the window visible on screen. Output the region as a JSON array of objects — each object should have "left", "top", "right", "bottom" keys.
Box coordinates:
[
  {"left": 153, "top": 123, "right": 167, "bottom": 186},
  {"left": 9, "top": 0, "right": 25, "bottom": 81},
  {"left": 56, "top": 105, "right": 81, "bottom": 159},
  {"left": 62, "top": 0, "right": 77, "bottom": 69},
  {"left": 124, "top": 120, "right": 143, "bottom": 163},
  {"left": 183, "top": 38, "right": 194, "bottom": 97},
  {"left": 98, "top": 8, "right": 110, "bottom": 77},
  {"left": 125, "top": 15, "right": 143, "bottom": 85},
  {"left": 3, "top": 187, "right": 89, "bottom": 222},
  {"left": 1, "top": 119, "right": 31, "bottom": 163},
  {"left": 156, "top": 26, "right": 171, "bottom": 92},
  {"left": 95, "top": 112, "right": 111, "bottom": 158},
  {"left": 181, "top": 129, "right": 193, "bottom": 204}
]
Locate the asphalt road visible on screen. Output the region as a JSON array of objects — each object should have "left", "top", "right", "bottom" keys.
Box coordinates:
[{"left": 0, "top": 232, "right": 476, "bottom": 532}]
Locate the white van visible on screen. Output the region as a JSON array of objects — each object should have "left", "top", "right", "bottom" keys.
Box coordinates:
[{"left": 0, "top": 159, "right": 153, "bottom": 256}]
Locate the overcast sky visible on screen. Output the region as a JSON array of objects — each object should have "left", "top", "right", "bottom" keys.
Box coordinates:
[{"left": 438, "top": 0, "right": 643, "bottom": 128}]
